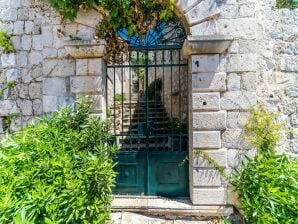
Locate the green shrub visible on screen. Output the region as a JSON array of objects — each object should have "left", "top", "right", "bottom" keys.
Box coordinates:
[
  {"left": 0, "top": 31, "right": 14, "bottom": 53},
  {"left": 277, "top": 0, "right": 298, "bottom": 8},
  {"left": 114, "top": 93, "right": 126, "bottom": 102},
  {"left": 230, "top": 107, "right": 298, "bottom": 224},
  {"left": 0, "top": 99, "right": 118, "bottom": 223}
]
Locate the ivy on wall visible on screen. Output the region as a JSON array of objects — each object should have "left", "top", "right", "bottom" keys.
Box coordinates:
[
  {"left": 277, "top": 0, "right": 298, "bottom": 8},
  {"left": 0, "top": 32, "right": 14, "bottom": 53},
  {"left": 48, "top": 0, "right": 174, "bottom": 62}
]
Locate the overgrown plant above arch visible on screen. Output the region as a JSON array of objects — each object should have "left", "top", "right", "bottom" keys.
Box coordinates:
[
  {"left": 48, "top": 0, "right": 175, "bottom": 62},
  {"left": 277, "top": 0, "right": 298, "bottom": 8}
]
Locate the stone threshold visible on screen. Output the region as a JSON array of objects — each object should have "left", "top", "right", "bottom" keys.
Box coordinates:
[{"left": 112, "top": 196, "right": 233, "bottom": 217}]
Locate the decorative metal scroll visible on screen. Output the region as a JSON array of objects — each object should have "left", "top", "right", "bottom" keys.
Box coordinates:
[{"left": 118, "top": 19, "right": 186, "bottom": 48}]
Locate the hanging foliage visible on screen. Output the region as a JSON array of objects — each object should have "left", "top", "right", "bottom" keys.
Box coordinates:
[
  {"left": 48, "top": 0, "right": 175, "bottom": 62},
  {"left": 277, "top": 0, "right": 298, "bottom": 8}
]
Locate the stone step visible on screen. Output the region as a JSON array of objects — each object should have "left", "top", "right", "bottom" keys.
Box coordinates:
[
  {"left": 111, "top": 197, "right": 233, "bottom": 223},
  {"left": 110, "top": 212, "right": 213, "bottom": 224}
]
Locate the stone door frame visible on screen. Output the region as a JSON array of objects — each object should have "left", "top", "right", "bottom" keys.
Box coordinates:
[{"left": 64, "top": 0, "right": 233, "bottom": 212}]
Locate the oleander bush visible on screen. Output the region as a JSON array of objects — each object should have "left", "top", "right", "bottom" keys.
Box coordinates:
[
  {"left": 0, "top": 99, "right": 118, "bottom": 223},
  {"left": 277, "top": 0, "right": 298, "bottom": 8},
  {"left": 230, "top": 107, "right": 298, "bottom": 224}
]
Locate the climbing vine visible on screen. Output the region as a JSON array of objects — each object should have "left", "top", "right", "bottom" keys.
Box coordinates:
[
  {"left": 48, "top": 0, "right": 175, "bottom": 62},
  {"left": 277, "top": 0, "right": 298, "bottom": 8}
]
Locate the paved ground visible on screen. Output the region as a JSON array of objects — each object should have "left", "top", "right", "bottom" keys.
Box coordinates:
[{"left": 110, "top": 212, "right": 220, "bottom": 224}]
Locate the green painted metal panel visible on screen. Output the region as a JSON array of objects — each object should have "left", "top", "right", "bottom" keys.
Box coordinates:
[{"left": 108, "top": 18, "right": 189, "bottom": 197}]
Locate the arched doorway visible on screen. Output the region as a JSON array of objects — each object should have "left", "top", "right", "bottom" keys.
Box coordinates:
[{"left": 106, "top": 18, "right": 189, "bottom": 197}]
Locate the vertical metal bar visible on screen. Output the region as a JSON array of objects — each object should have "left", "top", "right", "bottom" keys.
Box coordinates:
[
  {"left": 178, "top": 50, "right": 182, "bottom": 152},
  {"left": 129, "top": 51, "right": 132, "bottom": 150},
  {"left": 162, "top": 50, "right": 166, "bottom": 151},
  {"left": 137, "top": 50, "right": 140, "bottom": 152},
  {"left": 186, "top": 57, "right": 189, "bottom": 153},
  {"left": 170, "top": 49, "right": 173, "bottom": 120},
  {"left": 121, "top": 56, "right": 124, "bottom": 147},
  {"left": 154, "top": 50, "right": 157, "bottom": 150},
  {"left": 113, "top": 67, "right": 116, "bottom": 136},
  {"left": 145, "top": 49, "right": 150, "bottom": 195}
]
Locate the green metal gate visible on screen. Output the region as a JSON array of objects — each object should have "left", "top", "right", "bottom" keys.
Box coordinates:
[{"left": 107, "top": 19, "right": 189, "bottom": 197}]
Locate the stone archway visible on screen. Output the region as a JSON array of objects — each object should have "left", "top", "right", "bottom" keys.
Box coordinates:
[{"left": 63, "top": 0, "right": 233, "bottom": 213}]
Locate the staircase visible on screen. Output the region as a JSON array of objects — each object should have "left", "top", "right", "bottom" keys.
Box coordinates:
[{"left": 112, "top": 94, "right": 171, "bottom": 151}]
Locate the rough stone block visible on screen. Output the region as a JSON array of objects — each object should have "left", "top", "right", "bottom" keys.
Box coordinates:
[
  {"left": 192, "top": 73, "right": 226, "bottom": 92},
  {"left": 217, "top": 18, "right": 260, "bottom": 39},
  {"left": 291, "top": 139, "right": 298, "bottom": 153},
  {"left": 90, "top": 95, "right": 103, "bottom": 112},
  {"left": 193, "top": 111, "right": 226, "bottom": 130},
  {"left": 189, "top": 20, "right": 216, "bottom": 36},
  {"left": 24, "top": 66, "right": 42, "bottom": 83},
  {"left": 175, "top": 0, "right": 198, "bottom": 13},
  {"left": 1, "top": 53, "right": 16, "bottom": 67},
  {"left": 191, "top": 55, "right": 220, "bottom": 73},
  {"left": 221, "top": 91, "right": 257, "bottom": 110},
  {"left": 10, "top": 36, "right": 21, "bottom": 50},
  {"left": 43, "top": 95, "right": 58, "bottom": 113},
  {"left": 222, "top": 129, "right": 251, "bottom": 150},
  {"left": 193, "top": 149, "right": 227, "bottom": 168},
  {"left": 192, "top": 93, "right": 220, "bottom": 111},
  {"left": 192, "top": 187, "right": 227, "bottom": 205},
  {"left": 193, "top": 169, "right": 222, "bottom": 187},
  {"left": 227, "top": 73, "right": 240, "bottom": 91},
  {"left": 58, "top": 96, "right": 74, "bottom": 108},
  {"left": 74, "top": 9, "right": 102, "bottom": 28},
  {"left": 17, "top": 99, "right": 32, "bottom": 116},
  {"left": 16, "top": 51, "right": 28, "bottom": 67},
  {"left": 41, "top": 25, "right": 53, "bottom": 48},
  {"left": 43, "top": 77, "right": 67, "bottom": 96},
  {"left": 18, "top": 8, "right": 29, "bottom": 20},
  {"left": 29, "top": 51, "right": 43, "bottom": 65},
  {"left": 227, "top": 149, "right": 245, "bottom": 168},
  {"left": 43, "top": 59, "right": 75, "bottom": 77},
  {"left": 76, "top": 59, "right": 104, "bottom": 76},
  {"left": 6, "top": 68, "right": 20, "bottom": 82},
  {"left": 21, "top": 35, "right": 31, "bottom": 51},
  {"left": 43, "top": 48, "right": 58, "bottom": 59},
  {"left": 0, "top": 100, "right": 18, "bottom": 116},
  {"left": 280, "top": 55, "right": 298, "bottom": 72},
  {"left": 0, "top": 9, "right": 17, "bottom": 21},
  {"left": 226, "top": 54, "right": 257, "bottom": 72},
  {"left": 70, "top": 76, "right": 102, "bottom": 94},
  {"left": 193, "top": 131, "right": 221, "bottom": 149},
  {"left": 15, "top": 84, "right": 29, "bottom": 99},
  {"left": 241, "top": 72, "right": 257, "bottom": 91},
  {"left": 25, "top": 21, "right": 34, "bottom": 34},
  {"left": 32, "top": 35, "right": 43, "bottom": 50},
  {"left": 33, "top": 99, "right": 43, "bottom": 115},
  {"left": 185, "top": 0, "right": 220, "bottom": 26},
  {"left": 238, "top": 39, "right": 258, "bottom": 54},
  {"left": 29, "top": 82, "right": 42, "bottom": 99},
  {"left": 227, "top": 112, "right": 250, "bottom": 129},
  {"left": 13, "top": 21, "right": 24, "bottom": 35},
  {"left": 291, "top": 114, "right": 298, "bottom": 127}
]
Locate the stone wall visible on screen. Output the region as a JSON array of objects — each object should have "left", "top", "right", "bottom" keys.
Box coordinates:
[{"left": 0, "top": 0, "right": 297, "bottom": 211}]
